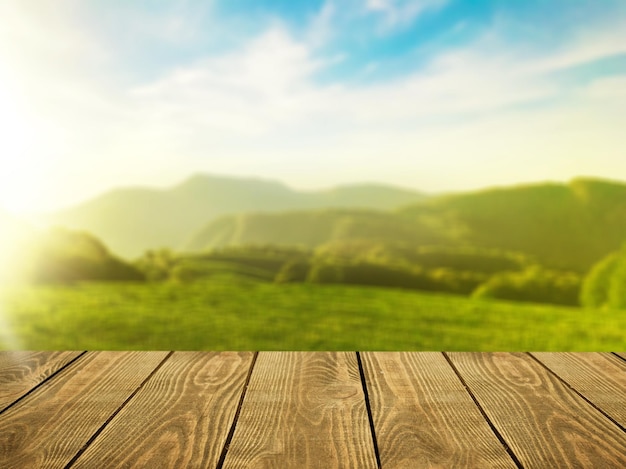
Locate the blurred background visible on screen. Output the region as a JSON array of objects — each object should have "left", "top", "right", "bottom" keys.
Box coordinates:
[{"left": 1, "top": 1, "right": 625, "bottom": 350}]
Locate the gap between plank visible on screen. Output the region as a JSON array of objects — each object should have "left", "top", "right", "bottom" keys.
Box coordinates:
[
  {"left": 441, "top": 352, "right": 524, "bottom": 469},
  {"left": 216, "top": 351, "right": 259, "bottom": 469},
  {"left": 356, "top": 352, "right": 382, "bottom": 469},
  {"left": 64, "top": 351, "right": 175, "bottom": 469},
  {"left": 527, "top": 353, "right": 626, "bottom": 433},
  {"left": 0, "top": 351, "right": 88, "bottom": 416},
  {"left": 612, "top": 352, "right": 626, "bottom": 364}
]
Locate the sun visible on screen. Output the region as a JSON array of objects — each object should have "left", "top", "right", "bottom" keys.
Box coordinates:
[{"left": 0, "top": 70, "right": 41, "bottom": 215}]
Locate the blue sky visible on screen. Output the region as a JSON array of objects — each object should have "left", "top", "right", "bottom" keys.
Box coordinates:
[{"left": 0, "top": 0, "right": 625, "bottom": 212}]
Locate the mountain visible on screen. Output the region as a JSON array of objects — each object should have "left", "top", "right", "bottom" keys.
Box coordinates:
[
  {"left": 46, "top": 174, "right": 426, "bottom": 258},
  {"left": 186, "top": 177, "right": 626, "bottom": 273}
]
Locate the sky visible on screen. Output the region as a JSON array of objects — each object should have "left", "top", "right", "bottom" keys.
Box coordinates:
[{"left": 0, "top": 0, "right": 625, "bottom": 213}]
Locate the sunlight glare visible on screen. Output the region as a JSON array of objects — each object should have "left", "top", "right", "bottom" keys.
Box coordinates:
[{"left": 0, "top": 65, "right": 41, "bottom": 215}]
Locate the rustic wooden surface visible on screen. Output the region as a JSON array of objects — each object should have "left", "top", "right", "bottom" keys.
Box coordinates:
[
  {"left": 222, "top": 352, "right": 378, "bottom": 469},
  {"left": 0, "top": 352, "right": 624, "bottom": 469},
  {"left": 0, "top": 351, "right": 83, "bottom": 412},
  {"left": 446, "top": 352, "right": 626, "bottom": 468},
  {"left": 530, "top": 352, "right": 626, "bottom": 428},
  {"left": 72, "top": 352, "right": 254, "bottom": 469},
  {"left": 361, "top": 352, "right": 517, "bottom": 468}
]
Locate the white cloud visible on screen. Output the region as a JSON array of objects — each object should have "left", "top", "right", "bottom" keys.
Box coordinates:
[
  {"left": 365, "top": 0, "right": 448, "bottom": 30},
  {"left": 129, "top": 27, "right": 334, "bottom": 136},
  {"left": 307, "top": 1, "right": 337, "bottom": 47}
]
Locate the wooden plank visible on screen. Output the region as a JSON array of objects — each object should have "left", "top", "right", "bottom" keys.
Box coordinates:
[
  {"left": 448, "top": 352, "right": 626, "bottom": 468},
  {"left": 361, "top": 352, "right": 517, "bottom": 468},
  {"left": 0, "top": 351, "right": 82, "bottom": 412},
  {"left": 0, "top": 351, "right": 167, "bottom": 469},
  {"left": 71, "top": 352, "right": 254, "bottom": 469},
  {"left": 222, "top": 352, "right": 378, "bottom": 469},
  {"left": 615, "top": 352, "right": 626, "bottom": 361},
  {"left": 531, "top": 352, "right": 626, "bottom": 428}
]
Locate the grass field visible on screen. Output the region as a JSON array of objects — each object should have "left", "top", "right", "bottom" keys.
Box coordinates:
[{"left": 1, "top": 275, "right": 624, "bottom": 350}]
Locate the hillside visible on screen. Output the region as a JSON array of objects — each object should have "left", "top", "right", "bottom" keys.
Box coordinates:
[
  {"left": 184, "top": 209, "right": 449, "bottom": 252},
  {"left": 3, "top": 279, "right": 624, "bottom": 350},
  {"left": 187, "top": 177, "right": 626, "bottom": 273},
  {"left": 47, "top": 174, "right": 426, "bottom": 258},
  {"left": 400, "top": 177, "right": 626, "bottom": 272}
]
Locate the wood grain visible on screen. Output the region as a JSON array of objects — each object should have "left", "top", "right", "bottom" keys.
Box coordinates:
[
  {"left": 448, "top": 352, "right": 626, "bottom": 468},
  {"left": 0, "top": 351, "right": 82, "bottom": 412},
  {"left": 222, "top": 352, "right": 378, "bottom": 469},
  {"left": 361, "top": 352, "right": 517, "bottom": 468},
  {"left": 615, "top": 352, "right": 626, "bottom": 361},
  {"left": 531, "top": 352, "right": 626, "bottom": 427},
  {"left": 71, "top": 351, "right": 254, "bottom": 469},
  {"left": 0, "top": 351, "right": 167, "bottom": 469}
]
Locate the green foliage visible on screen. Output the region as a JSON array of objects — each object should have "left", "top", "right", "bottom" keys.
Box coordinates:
[
  {"left": 580, "top": 252, "right": 620, "bottom": 308},
  {"left": 608, "top": 251, "right": 626, "bottom": 309},
  {"left": 582, "top": 243, "right": 626, "bottom": 309},
  {"left": 171, "top": 259, "right": 275, "bottom": 283},
  {"left": 304, "top": 259, "right": 486, "bottom": 296},
  {"left": 136, "top": 242, "right": 576, "bottom": 307},
  {"left": 314, "top": 240, "right": 528, "bottom": 273},
  {"left": 428, "top": 268, "right": 487, "bottom": 295},
  {"left": 205, "top": 245, "right": 309, "bottom": 273},
  {"left": 342, "top": 262, "right": 423, "bottom": 288},
  {"left": 473, "top": 266, "right": 581, "bottom": 306},
  {"left": 412, "top": 246, "right": 529, "bottom": 274},
  {"left": 169, "top": 261, "right": 213, "bottom": 283},
  {"left": 135, "top": 249, "right": 177, "bottom": 281},
  {"left": 274, "top": 259, "right": 311, "bottom": 283},
  {"left": 307, "top": 262, "right": 345, "bottom": 283}
]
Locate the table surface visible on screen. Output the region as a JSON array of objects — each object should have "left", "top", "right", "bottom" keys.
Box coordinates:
[{"left": 0, "top": 351, "right": 625, "bottom": 468}]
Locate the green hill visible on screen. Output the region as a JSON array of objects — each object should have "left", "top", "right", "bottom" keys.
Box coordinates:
[
  {"left": 187, "top": 177, "right": 626, "bottom": 274},
  {"left": 185, "top": 209, "right": 448, "bottom": 252},
  {"left": 400, "top": 177, "right": 626, "bottom": 272},
  {"left": 23, "top": 228, "right": 144, "bottom": 283},
  {"left": 47, "top": 174, "right": 425, "bottom": 258}
]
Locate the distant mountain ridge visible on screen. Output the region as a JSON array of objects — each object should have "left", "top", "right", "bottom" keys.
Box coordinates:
[
  {"left": 47, "top": 174, "right": 427, "bottom": 258},
  {"left": 188, "top": 177, "right": 626, "bottom": 273}
]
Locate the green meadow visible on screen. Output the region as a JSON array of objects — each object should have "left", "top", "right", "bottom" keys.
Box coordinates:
[
  {"left": 1, "top": 275, "right": 623, "bottom": 351},
  {"left": 3, "top": 176, "right": 626, "bottom": 351}
]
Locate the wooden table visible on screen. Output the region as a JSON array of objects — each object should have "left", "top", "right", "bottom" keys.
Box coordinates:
[{"left": 0, "top": 352, "right": 625, "bottom": 468}]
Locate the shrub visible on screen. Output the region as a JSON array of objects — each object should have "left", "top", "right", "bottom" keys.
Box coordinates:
[
  {"left": 580, "top": 243, "right": 626, "bottom": 309},
  {"left": 275, "top": 259, "right": 311, "bottom": 283},
  {"left": 307, "top": 262, "right": 345, "bottom": 284},
  {"left": 473, "top": 266, "right": 581, "bottom": 306},
  {"left": 135, "top": 249, "right": 177, "bottom": 281},
  {"left": 580, "top": 252, "right": 620, "bottom": 308}
]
